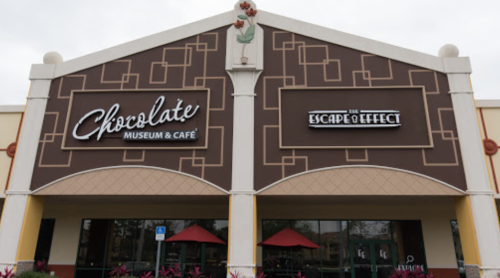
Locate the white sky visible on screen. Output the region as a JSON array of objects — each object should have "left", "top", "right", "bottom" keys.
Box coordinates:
[{"left": 1, "top": 0, "right": 499, "bottom": 104}]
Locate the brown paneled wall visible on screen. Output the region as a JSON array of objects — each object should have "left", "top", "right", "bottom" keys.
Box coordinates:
[
  {"left": 254, "top": 25, "right": 466, "bottom": 191},
  {"left": 30, "top": 26, "right": 234, "bottom": 191}
]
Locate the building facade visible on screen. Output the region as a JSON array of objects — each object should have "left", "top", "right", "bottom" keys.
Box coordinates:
[{"left": 1, "top": 2, "right": 500, "bottom": 278}]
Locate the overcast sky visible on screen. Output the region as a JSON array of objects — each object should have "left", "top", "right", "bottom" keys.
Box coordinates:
[{"left": 1, "top": 0, "right": 499, "bottom": 105}]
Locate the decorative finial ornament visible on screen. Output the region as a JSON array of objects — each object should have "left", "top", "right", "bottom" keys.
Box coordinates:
[
  {"left": 43, "top": 51, "right": 63, "bottom": 64},
  {"left": 484, "top": 139, "right": 498, "bottom": 156},
  {"left": 438, "top": 44, "right": 459, "bottom": 58},
  {"left": 234, "top": 1, "right": 257, "bottom": 64}
]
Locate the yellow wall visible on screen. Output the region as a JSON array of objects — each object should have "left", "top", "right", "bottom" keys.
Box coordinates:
[
  {"left": 42, "top": 197, "right": 229, "bottom": 265},
  {"left": 257, "top": 197, "right": 458, "bottom": 270},
  {"left": 0, "top": 112, "right": 22, "bottom": 195}
]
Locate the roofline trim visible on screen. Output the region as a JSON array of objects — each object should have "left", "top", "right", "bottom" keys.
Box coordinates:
[
  {"left": 258, "top": 10, "right": 447, "bottom": 72},
  {"left": 0, "top": 105, "right": 25, "bottom": 113},
  {"left": 41, "top": 11, "right": 233, "bottom": 79},
  {"left": 29, "top": 9, "right": 473, "bottom": 80},
  {"left": 476, "top": 99, "right": 500, "bottom": 108}
]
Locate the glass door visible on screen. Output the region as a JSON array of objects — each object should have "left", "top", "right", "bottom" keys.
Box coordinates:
[
  {"left": 373, "top": 242, "right": 394, "bottom": 278},
  {"left": 350, "top": 240, "right": 395, "bottom": 278},
  {"left": 350, "top": 241, "right": 372, "bottom": 278}
]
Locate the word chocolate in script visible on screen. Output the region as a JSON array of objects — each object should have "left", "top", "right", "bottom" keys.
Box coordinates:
[
  {"left": 73, "top": 96, "right": 200, "bottom": 141},
  {"left": 123, "top": 130, "right": 198, "bottom": 141},
  {"left": 309, "top": 109, "right": 401, "bottom": 128}
]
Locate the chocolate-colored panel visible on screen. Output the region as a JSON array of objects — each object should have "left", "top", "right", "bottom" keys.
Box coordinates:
[
  {"left": 31, "top": 26, "right": 233, "bottom": 191},
  {"left": 255, "top": 25, "right": 466, "bottom": 191}
]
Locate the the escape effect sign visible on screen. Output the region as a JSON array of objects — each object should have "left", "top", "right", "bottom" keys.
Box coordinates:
[
  {"left": 63, "top": 89, "right": 210, "bottom": 150},
  {"left": 308, "top": 109, "right": 401, "bottom": 128},
  {"left": 279, "top": 87, "right": 432, "bottom": 149}
]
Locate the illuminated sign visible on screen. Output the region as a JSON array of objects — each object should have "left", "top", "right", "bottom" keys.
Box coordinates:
[
  {"left": 308, "top": 109, "right": 401, "bottom": 128},
  {"left": 73, "top": 96, "right": 199, "bottom": 141}
]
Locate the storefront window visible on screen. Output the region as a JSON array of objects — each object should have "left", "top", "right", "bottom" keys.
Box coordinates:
[
  {"left": 77, "top": 220, "right": 109, "bottom": 269},
  {"left": 450, "top": 221, "right": 465, "bottom": 278},
  {"left": 392, "top": 221, "right": 426, "bottom": 272},
  {"left": 75, "top": 219, "right": 228, "bottom": 278},
  {"left": 106, "top": 220, "right": 137, "bottom": 270},
  {"left": 34, "top": 219, "right": 56, "bottom": 262},
  {"left": 134, "top": 220, "right": 167, "bottom": 270},
  {"left": 262, "top": 220, "right": 426, "bottom": 278},
  {"left": 349, "top": 221, "right": 391, "bottom": 240},
  {"left": 320, "top": 221, "right": 349, "bottom": 277}
]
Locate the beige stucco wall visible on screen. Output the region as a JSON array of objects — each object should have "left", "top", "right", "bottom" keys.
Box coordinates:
[
  {"left": 42, "top": 196, "right": 229, "bottom": 265},
  {"left": 0, "top": 112, "right": 22, "bottom": 196},
  {"left": 257, "top": 197, "right": 458, "bottom": 270},
  {"left": 477, "top": 107, "right": 500, "bottom": 194}
]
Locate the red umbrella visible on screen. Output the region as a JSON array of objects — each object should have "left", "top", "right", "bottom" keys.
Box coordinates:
[
  {"left": 258, "top": 227, "right": 320, "bottom": 249},
  {"left": 165, "top": 224, "right": 226, "bottom": 245}
]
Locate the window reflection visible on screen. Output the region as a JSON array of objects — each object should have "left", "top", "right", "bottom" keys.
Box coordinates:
[
  {"left": 262, "top": 220, "right": 426, "bottom": 278},
  {"left": 348, "top": 221, "right": 391, "bottom": 240},
  {"left": 106, "top": 220, "right": 137, "bottom": 269},
  {"left": 320, "top": 221, "right": 349, "bottom": 277},
  {"left": 77, "top": 219, "right": 109, "bottom": 269},
  {"left": 76, "top": 219, "right": 228, "bottom": 278}
]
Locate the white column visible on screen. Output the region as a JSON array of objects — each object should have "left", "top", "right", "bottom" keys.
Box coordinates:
[
  {"left": 226, "top": 1, "right": 263, "bottom": 277},
  {"left": 0, "top": 60, "right": 56, "bottom": 270},
  {"left": 442, "top": 47, "right": 500, "bottom": 278}
]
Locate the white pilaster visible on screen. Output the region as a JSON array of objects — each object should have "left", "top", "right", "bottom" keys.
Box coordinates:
[
  {"left": 0, "top": 68, "right": 52, "bottom": 270},
  {"left": 445, "top": 56, "right": 500, "bottom": 278},
  {"left": 0, "top": 195, "right": 29, "bottom": 269},
  {"left": 226, "top": 1, "right": 263, "bottom": 277}
]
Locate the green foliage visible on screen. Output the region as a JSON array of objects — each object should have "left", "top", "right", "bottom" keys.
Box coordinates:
[
  {"left": 237, "top": 15, "right": 247, "bottom": 19},
  {"left": 16, "top": 271, "right": 60, "bottom": 278},
  {"left": 237, "top": 25, "right": 256, "bottom": 44},
  {"left": 237, "top": 35, "right": 248, "bottom": 44}
]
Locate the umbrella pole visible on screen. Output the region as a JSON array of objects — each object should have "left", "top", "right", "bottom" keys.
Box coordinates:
[
  {"left": 201, "top": 243, "right": 206, "bottom": 272},
  {"left": 181, "top": 243, "right": 187, "bottom": 278}
]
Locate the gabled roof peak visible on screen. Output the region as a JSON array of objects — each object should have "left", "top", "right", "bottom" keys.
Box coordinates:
[{"left": 30, "top": 6, "right": 471, "bottom": 80}]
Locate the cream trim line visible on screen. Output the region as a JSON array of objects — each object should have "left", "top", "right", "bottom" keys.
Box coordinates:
[
  {"left": 30, "top": 165, "right": 230, "bottom": 195},
  {"left": 0, "top": 105, "right": 25, "bottom": 113},
  {"left": 230, "top": 190, "right": 256, "bottom": 194},
  {"left": 449, "top": 91, "right": 474, "bottom": 94},
  {"left": 255, "top": 165, "right": 467, "bottom": 195},
  {"left": 26, "top": 96, "right": 50, "bottom": 100},
  {"left": 258, "top": 11, "right": 447, "bottom": 72},
  {"left": 479, "top": 266, "right": 500, "bottom": 270},
  {"left": 0, "top": 194, "right": 5, "bottom": 198},
  {"left": 231, "top": 94, "right": 257, "bottom": 97},
  {"left": 5, "top": 190, "right": 31, "bottom": 195},
  {"left": 49, "top": 11, "right": 233, "bottom": 78},
  {"left": 467, "top": 190, "right": 495, "bottom": 195},
  {"left": 475, "top": 99, "right": 500, "bottom": 108}
]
